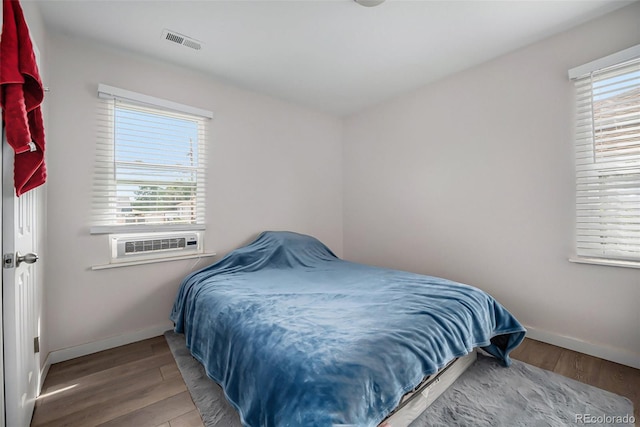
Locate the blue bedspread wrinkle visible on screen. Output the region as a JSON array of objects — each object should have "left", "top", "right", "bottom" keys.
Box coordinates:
[{"left": 170, "top": 231, "right": 526, "bottom": 427}]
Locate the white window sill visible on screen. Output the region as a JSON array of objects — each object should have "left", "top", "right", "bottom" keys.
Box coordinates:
[
  {"left": 569, "top": 257, "right": 640, "bottom": 270},
  {"left": 92, "top": 252, "right": 217, "bottom": 270}
]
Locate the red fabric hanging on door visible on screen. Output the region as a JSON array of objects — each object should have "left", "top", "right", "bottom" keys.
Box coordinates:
[{"left": 0, "top": 0, "right": 47, "bottom": 196}]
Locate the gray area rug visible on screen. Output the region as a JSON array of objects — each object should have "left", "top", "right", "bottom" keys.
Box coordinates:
[{"left": 165, "top": 331, "right": 634, "bottom": 426}]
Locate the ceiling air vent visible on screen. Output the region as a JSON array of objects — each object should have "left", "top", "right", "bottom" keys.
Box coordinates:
[{"left": 161, "top": 29, "right": 202, "bottom": 51}]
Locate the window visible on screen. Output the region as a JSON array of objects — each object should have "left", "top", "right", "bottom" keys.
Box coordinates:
[
  {"left": 569, "top": 45, "right": 640, "bottom": 265},
  {"left": 91, "top": 85, "right": 212, "bottom": 237}
]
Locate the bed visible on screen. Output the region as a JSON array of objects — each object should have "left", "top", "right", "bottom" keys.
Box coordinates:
[{"left": 170, "top": 231, "right": 526, "bottom": 427}]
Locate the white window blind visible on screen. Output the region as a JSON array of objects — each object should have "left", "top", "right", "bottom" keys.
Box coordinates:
[
  {"left": 92, "top": 85, "right": 211, "bottom": 234},
  {"left": 570, "top": 50, "right": 640, "bottom": 263}
]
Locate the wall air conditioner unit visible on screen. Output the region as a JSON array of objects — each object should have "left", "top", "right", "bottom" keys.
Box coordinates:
[{"left": 110, "top": 231, "right": 202, "bottom": 263}]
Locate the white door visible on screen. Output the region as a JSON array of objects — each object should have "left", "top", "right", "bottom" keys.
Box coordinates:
[
  {"left": 0, "top": 124, "right": 5, "bottom": 427},
  {"left": 0, "top": 4, "right": 5, "bottom": 425},
  {"left": 2, "top": 128, "right": 41, "bottom": 426}
]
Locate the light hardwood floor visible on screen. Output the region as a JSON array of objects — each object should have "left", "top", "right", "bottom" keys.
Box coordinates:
[
  {"left": 31, "top": 337, "right": 638, "bottom": 426},
  {"left": 32, "top": 336, "right": 205, "bottom": 427}
]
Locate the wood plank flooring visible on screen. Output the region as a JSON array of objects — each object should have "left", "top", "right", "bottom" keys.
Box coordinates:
[
  {"left": 31, "top": 336, "right": 205, "bottom": 427},
  {"left": 31, "top": 337, "right": 638, "bottom": 426}
]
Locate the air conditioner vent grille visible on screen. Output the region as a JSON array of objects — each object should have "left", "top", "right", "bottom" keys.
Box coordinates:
[{"left": 124, "top": 237, "right": 186, "bottom": 254}]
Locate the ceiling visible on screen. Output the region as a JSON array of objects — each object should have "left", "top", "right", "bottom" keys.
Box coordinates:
[{"left": 37, "top": 0, "right": 635, "bottom": 116}]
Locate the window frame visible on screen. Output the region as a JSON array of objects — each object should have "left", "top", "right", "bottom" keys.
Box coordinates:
[
  {"left": 91, "top": 84, "right": 212, "bottom": 236},
  {"left": 568, "top": 45, "right": 640, "bottom": 268}
]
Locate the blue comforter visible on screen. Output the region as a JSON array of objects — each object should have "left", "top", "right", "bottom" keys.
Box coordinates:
[{"left": 170, "top": 231, "right": 526, "bottom": 427}]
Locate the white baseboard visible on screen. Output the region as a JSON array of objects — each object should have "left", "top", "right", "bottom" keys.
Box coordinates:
[
  {"left": 39, "top": 353, "right": 51, "bottom": 393},
  {"left": 46, "top": 322, "right": 174, "bottom": 366},
  {"left": 524, "top": 326, "right": 640, "bottom": 370}
]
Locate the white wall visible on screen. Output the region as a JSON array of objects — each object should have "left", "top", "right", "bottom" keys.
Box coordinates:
[
  {"left": 343, "top": 3, "right": 640, "bottom": 366},
  {"left": 44, "top": 34, "right": 343, "bottom": 353}
]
